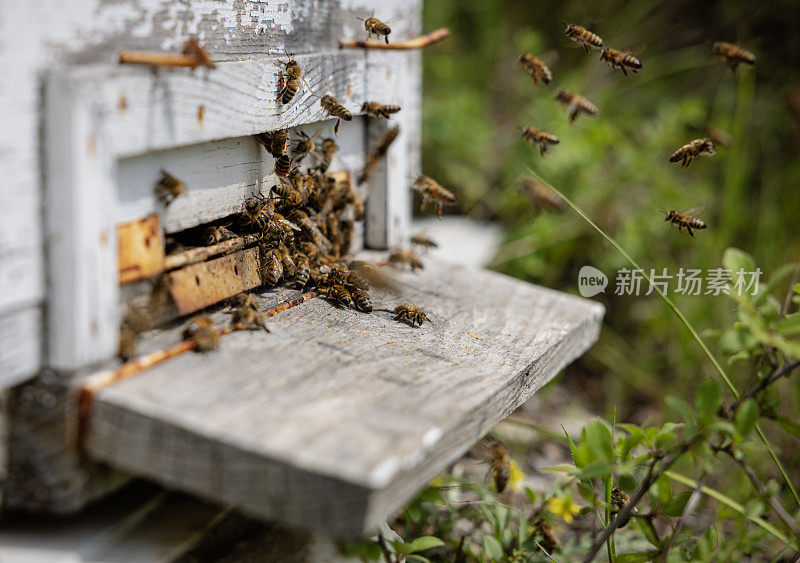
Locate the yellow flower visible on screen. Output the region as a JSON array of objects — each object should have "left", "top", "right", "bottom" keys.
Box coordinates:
[
  {"left": 508, "top": 460, "right": 524, "bottom": 493},
  {"left": 547, "top": 496, "right": 581, "bottom": 524}
]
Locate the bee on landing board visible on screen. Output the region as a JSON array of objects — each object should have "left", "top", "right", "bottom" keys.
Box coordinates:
[
  {"left": 293, "top": 253, "right": 311, "bottom": 288},
  {"left": 229, "top": 302, "right": 270, "bottom": 332},
  {"left": 183, "top": 315, "right": 219, "bottom": 352},
  {"left": 393, "top": 303, "right": 429, "bottom": 327},
  {"left": 555, "top": 88, "right": 598, "bottom": 124},
  {"left": 358, "top": 14, "right": 391, "bottom": 44},
  {"left": 154, "top": 170, "right": 186, "bottom": 205},
  {"left": 522, "top": 127, "right": 559, "bottom": 156},
  {"left": 518, "top": 53, "right": 553, "bottom": 85},
  {"left": 202, "top": 225, "right": 237, "bottom": 246},
  {"left": 600, "top": 48, "right": 641, "bottom": 77},
  {"left": 488, "top": 442, "right": 512, "bottom": 493},
  {"left": 361, "top": 102, "right": 401, "bottom": 119},
  {"left": 563, "top": 23, "right": 604, "bottom": 53},
  {"left": 261, "top": 248, "right": 284, "bottom": 286},
  {"left": 320, "top": 94, "right": 352, "bottom": 134},
  {"left": 664, "top": 208, "right": 707, "bottom": 237},
  {"left": 388, "top": 249, "right": 424, "bottom": 271},
  {"left": 712, "top": 42, "right": 755, "bottom": 74},
  {"left": 412, "top": 175, "right": 456, "bottom": 219},
  {"left": 669, "top": 138, "right": 715, "bottom": 167}
]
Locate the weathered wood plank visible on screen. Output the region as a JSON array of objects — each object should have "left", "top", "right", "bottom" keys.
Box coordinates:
[
  {"left": 118, "top": 215, "right": 165, "bottom": 283},
  {"left": 85, "top": 260, "right": 604, "bottom": 536},
  {"left": 0, "top": 308, "right": 42, "bottom": 389}
]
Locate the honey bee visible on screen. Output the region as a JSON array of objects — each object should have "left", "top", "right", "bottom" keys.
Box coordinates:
[
  {"left": 532, "top": 518, "right": 559, "bottom": 554},
  {"left": 182, "top": 37, "right": 216, "bottom": 69},
  {"left": 361, "top": 102, "right": 402, "bottom": 119},
  {"left": 273, "top": 180, "right": 307, "bottom": 209},
  {"left": 412, "top": 175, "right": 456, "bottom": 219},
  {"left": 230, "top": 303, "right": 271, "bottom": 332},
  {"left": 611, "top": 487, "right": 632, "bottom": 528},
  {"left": 350, "top": 287, "right": 373, "bottom": 313},
  {"left": 518, "top": 53, "right": 553, "bottom": 85},
  {"left": 328, "top": 284, "right": 354, "bottom": 308},
  {"left": 393, "top": 303, "right": 428, "bottom": 327},
  {"left": 489, "top": 442, "right": 512, "bottom": 493},
  {"left": 712, "top": 42, "right": 755, "bottom": 74},
  {"left": 274, "top": 153, "right": 293, "bottom": 177},
  {"left": 521, "top": 127, "right": 560, "bottom": 156},
  {"left": 669, "top": 138, "right": 715, "bottom": 167},
  {"left": 388, "top": 249, "right": 424, "bottom": 271},
  {"left": 320, "top": 94, "right": 352, "bottom": 134},
  {"left": 203, "top": 225, "right": 237, "bottom": 245},
  {"left": 348, "top": 260, "right": 399, "bottom": 293},
  {"left": 376, "top": 126, "right": 400, "bottom": 154},
  {"left": 519, "top": 178, "right": 565, "bottom": 212},
  {"left": 294, "top": 253, "right": 311, "bottom": 288},
  {"left": 276, "top": 243, "right": 296, "bottom": 277},
  {"left": 664, "top": 208, "right": 707, "bottom": 237},
  {"left": 411, "top": 234, "right": 439, "bottom": 250},
  {"left": 255, "top": 128, "right": 289, "bottom": 158},
  {"left": 231, "top": 292, "right": 260, "bottom": 311},
  {"left": 599, "top": 48, "right": 641, "bottom": 77},
  {"left": 183, "top": 315, "right": 219, "bottom": 352},
  {"left": 240, "top": 193, "right": 274, "bottom": 231},
  {"left": 261, "top": 248, "right": 284, "bottom": 285},
  {"left": 555, "top": 88, "right": 598, "bottom": 124},
  {"left": 563, "top": 23, "right": 604, "bottom": 53},
  {"left": 155, "top": 170, "right": 186, "bottom": 205},
  {"left": 316, "top": 138, "right": 338, "bottom": 173},
  {"left": 292, "top": 130, "right": 320, "bottom": 162},
  {"left": 118, "top": 327, "right": 137, "bottom": 361},
  {"left": 358, "top": 14, "right": 391, "bottom": 44},
  {"left": 277, "top": 74, "right": 300, "bottom": 105}
]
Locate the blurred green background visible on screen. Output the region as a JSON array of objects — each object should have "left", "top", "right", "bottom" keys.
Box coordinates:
[{"left": 421, "top": 0, "right": 800, "bottom": 461}]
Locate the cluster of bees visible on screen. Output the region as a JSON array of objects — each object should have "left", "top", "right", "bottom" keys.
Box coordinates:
[
  {"left": 135, "top": 13, "right": 460, "bottom": 357},
  {"left": 519, "top": 24, "right": 756, "bottom": 238}
]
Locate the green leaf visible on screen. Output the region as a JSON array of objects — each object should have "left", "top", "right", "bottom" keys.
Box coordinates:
[
  {"left": 405, "top": 536, "right": 444, "bottom": 554},
  {"left": 662, "top": 491, "right": 692, "bottom": 517},
  {"left": 722, "top": 248, "right": 755, "bottom": 280},
  {"left": 774, "top": 415, "right": 800, "bottom": 440},
  {"left": 615, "top": 551, "right": 659, "bottom": 563},
  {"left": 340, "top": 540, "right": 382, "bottom": 560},
  {"left": 578, "top": 460, "right": 612, "bottom": 479},
  {"left": 577, "top": 480, "right": 597, "bottom": 503},
  {"left": 735, "top": 399, "right": 760, "bottom": 436},
  {"left": 406, "top": 556, "right": 430, "bottom": 563},
  {"left": 525, "top": 487, "right": 537, "bottom": 505},
  {"left": 418, "top": 486, "right": 444, "bottom": 504},
  {"left": 585, "top": 419, "right": 613, "bottom": 463},
  {"left": 665, "top": 396, "right": 695, "bottom": 423},
  {"left": 543, "top": 463, "right": 578, "bottom": 474},
  {"left": 563, "top": 425, "right": 580, "bottom": 464},
  {"left": 695, "top": 380, "right": 722, "bottom": 422},
  {"left": 483, "top": 535, "right": 504, "bottom": 561}
]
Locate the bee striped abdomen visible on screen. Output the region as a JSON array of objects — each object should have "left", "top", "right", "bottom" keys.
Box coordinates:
[
  {"left": 564, "top": 23, "right": 603, "bottom": 53},
  {"left": 274, "top": 154, "right": 292, "bottom": 177},
  {"left": 518, "top": 54, "right": 553, "bottom": 85},
  {"left": 522, "top": 127, "right": 559, "bottom": 156}
]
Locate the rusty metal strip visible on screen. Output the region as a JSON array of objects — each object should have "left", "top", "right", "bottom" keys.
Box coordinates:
[{"left": 118, "top": 215, "right": 165, "bottom": 283}]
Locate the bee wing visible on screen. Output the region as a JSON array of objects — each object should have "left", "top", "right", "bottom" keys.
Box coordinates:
[
  {"left": 279, "top": 218, "right": 302, "bottom": 231},
  {"left": 684, "top": 206, "right": 705, "bottom": 216}
]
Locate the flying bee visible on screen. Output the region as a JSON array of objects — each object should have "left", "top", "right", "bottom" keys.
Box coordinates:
[
  {"left": 294, "top": 253, "right": 311, "bottom": 288},
  {"left": 388, "top": 249, "right": 424, "bottom": 271},
  {"left": 155, "top": 170, "right": 186, "bottom": 205},
  {"left": 555, "top": 88, "right": 598, "bottom": 124},
  {"left": 712, "top": 42, "right": 755, "bottom": 74},
  {"left": 183, "top": 315, "right": 219, "bottom": 352},
  {"left": 359, "top": 126, "right": 400, "bottom": 184},
  {"left": 261, "top": 248, "right": 284, "bottom": 285},
  {"left": 488, "top": 442, "right": 512, "bottom": 493},
  {"left": 274, "top": 153, "right": 293, "bottom": 177},
  {"left": 563, "top": 23, "right": 604, "bottom": 53},
  {"left": 361, "top": 102, "right": 402, "bottom": 119},
  {"left": 521, "top": 127, "right": 560, "bottom": 156},
  {"left": 358, "top": 14, "right": 391, "bottom": 44},
  {"left": 316, "top": 138, "right": 338, "bottom": 173},
  {"left": 350, "top": 287, "right": 373, "bottom": 313},
  {"left": 328, "top": 284, "right": 354, "bottom": 308},
  {"left": 203, "top": 225, "right": 237, "bottom": 245},
  {"left": 411, "top": 234, "right": 439, "bottom": 251},
  {"left": 393, "top": 303, "right": 429, "bottom": 327},
  {"left": 532, "top": 518, "right": 559, "bottom": 554},
  {"left": 518, "top": 53, "right": 553, "bottom": 85},
  {"left": 669, "top": 138, "right": 715, "bottom": 167},
  {"left": 412, "top": 175, "right": 456, "bottom": 219},
  {"left": 519, "top": 178, "right": 565, "bottom": 212},
  {"left": 230, "top": 304, "right": 270, "bottom": 332},
  {"left": 292, "top": 130, "right": 321, "bottom": 162},
  {"left": 320, "top": 94, "right": 352, "bottom": 134},
  {"left": 118, "top": 327, "right": 137, "bottom": 361},
  {"left": 348, "top": 260, "right": 399, "bottom": 293},
  {"left": 611, "top": 487, "right": 632, "bottom": 528},
  {"left": 664, "top": 208, "right": 707, "bottom": 238},
  {"left": 600, "top": 48, "right": 641, "bottom": 77}
]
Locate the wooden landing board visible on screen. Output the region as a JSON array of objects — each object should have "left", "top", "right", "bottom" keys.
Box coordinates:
[{"left": 84, "top": 261, "right": 604, "bottom": 537}]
